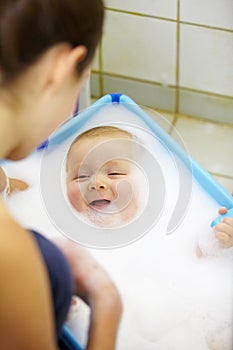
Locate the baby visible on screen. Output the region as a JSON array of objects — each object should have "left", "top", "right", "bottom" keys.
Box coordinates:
[
  {"left": 66, "top": 125, "right": 233, "bottom": 251},
  {"left": 66, "top": 126, "right": 146, "bottom": 228}
]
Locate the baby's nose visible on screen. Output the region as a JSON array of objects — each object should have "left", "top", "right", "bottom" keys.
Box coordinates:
[{"left": 88, "top": 176, "right": 109, "bottom": 191}]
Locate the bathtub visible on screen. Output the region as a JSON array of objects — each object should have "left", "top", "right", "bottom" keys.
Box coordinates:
[{"left": 4, "top": 94, "right": 233, "bottom": 350}]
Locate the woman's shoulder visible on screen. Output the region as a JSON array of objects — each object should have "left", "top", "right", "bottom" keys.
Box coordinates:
[
  {"left": 0, "top": 199, "right": 37, "bottom": 258},
  {"left": 0, "top": 198, "right": 10, "bottom": 219}
]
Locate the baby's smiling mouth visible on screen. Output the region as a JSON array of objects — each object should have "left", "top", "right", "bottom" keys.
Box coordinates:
[{"left": 89, "top": 199, "right": 111, "bottom": 209}]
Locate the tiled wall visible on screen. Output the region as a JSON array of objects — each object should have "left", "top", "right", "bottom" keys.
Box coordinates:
[{"left": 91, "top": 0, "right": 233, "bottom": 124}]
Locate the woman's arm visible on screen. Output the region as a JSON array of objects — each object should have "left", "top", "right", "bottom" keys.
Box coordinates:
[
  {"left": 0, "top": 201, "right": 57, "bottom": 350},
  {"left": 53, "top": 239, "right": 123, "bottom": 350},
  {"left": 86, "top": 295, "right": 122, "bottom": 350}
]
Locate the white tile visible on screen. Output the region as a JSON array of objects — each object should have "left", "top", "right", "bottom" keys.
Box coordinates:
[
  {"left": 211, "top": 175, "right": 233, "bottom": 195},
  {"left": 78, "top": 79, "right": 91, "bottom": 110},
  {"left": 171, "top": 117, "right": 233, "bottom": 177},
  {"left": 179, "top": 89, "right": 233, "bottom": 124},
  {"left": 180, "top": 0, "right": 233, "bottom": 30},
  {"left": 103, "top": 75, "right": 176, "bottom": 111},
  {"left": 105, "top": 0, "right": 177, "bottom": 19},
  {"left": 102, "top": 11, "right": 177, "bottom": 85},
  {"left": 142, "top": 107, "right": 175, "bottom": 133},
  {"left": 91, "top": 46, "right": 99, "bottom": 71},
  {"left": 180, "top": 24, "right": 233, "bottom": 96},
  {"left": 90, "top": 73, "right": 100, "bottom": 98}
]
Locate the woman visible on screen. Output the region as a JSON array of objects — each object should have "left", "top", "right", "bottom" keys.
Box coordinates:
[{"left": 0, "top": 1, "right": 122, "bottom": 349}]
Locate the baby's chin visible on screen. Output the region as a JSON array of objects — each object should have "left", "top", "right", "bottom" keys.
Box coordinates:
[
  {"left": 82, "top": 207, "right": 135, "bottom": 229},
  {"left": 88, "top": 212, "right": 128, "bottom": 229}
]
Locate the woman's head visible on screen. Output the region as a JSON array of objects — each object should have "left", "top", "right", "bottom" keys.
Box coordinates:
[
  {"left": 0, "top": 0, "right": 104, "bottom": 84},
  {"left": 0, "top": 0, "right": 104, "bottom": 160}
]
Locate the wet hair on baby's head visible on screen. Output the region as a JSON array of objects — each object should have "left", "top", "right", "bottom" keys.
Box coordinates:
[
  {"left": 0, "top": 0, "right": 104, "bottom": 84},
  {"left": 66, "top": 125, "right": 139, "bottom": 167},
  {"left": 72, "top": 126, "right": 134, "bottom": 144}
]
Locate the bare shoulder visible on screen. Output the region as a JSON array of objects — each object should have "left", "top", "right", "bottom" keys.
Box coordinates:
[{"left": 0, "top": 199, "right": 36, "bottom": 262}]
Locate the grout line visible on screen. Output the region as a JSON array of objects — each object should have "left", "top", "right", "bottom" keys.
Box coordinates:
[
  {"left": 169, "top": 112, "right": 233, "bottom": 128},
  {"left": 179, "top": 20, "right": 233, "bottom": 34},
  {"left": 92, "top": 70, "right": 163, "bottom": 87},
  {"left": 105, "top": 7, "right": 177, "bottom": 23},
  {"left": 105, "top": 7, "right": 233, "bottom": 34},
  {"left": 91, "top": 71, "right": 233, "bottom": 100},
  {"left": 151, "top": 107, "right": 233, "bottom": 129},
  {"left": 90, "top": 79, "right": 233, "bottom": 128},
  {"left": 210, "top": 172, "right": 233, "bottom": 181},
  {"left": 177, "top": 86, "right": 233, "bottom": 100},
  {"left": 175, "top": 0, "right": 180, "bottom": 114},
  {"left": 168, "top": 114, "right": 179, "bottom": 135},
  {"left": 145, "top": 102, "right": 233, "bottom": 131}
]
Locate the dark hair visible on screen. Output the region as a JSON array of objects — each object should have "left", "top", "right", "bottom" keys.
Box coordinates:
[{"left": 0, "top": 0, "right": 104, "bottom": 83}]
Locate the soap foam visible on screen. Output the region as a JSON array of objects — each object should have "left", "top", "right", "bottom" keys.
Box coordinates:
[{"left": 3, "top": 105, "right": 233, "bottom": 350}]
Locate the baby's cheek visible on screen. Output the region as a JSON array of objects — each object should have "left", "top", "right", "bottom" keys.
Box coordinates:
[
  {"left": 117, "top": 181, "right": 138, "bottom": 217},
  {"left": 67, "top": 182, "right": 85, "bottom": 212},
  {"left": 116, "top": 179, "right": 133, "bottom": 198}
]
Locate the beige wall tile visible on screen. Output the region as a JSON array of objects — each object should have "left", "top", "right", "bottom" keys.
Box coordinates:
[
  {"left": 102, "top": 11, "right": 177, "bottom": 85},
  {"left": 171, "top": 117, "right": 233, "bottom": 176},
  {"left": 102, "top": 75, "right": 176, "bottom": 111},
  {"left": 180, "top": 24, "right": 233, "bottom": 96},
  {"left": 105, "top": 0, "right": 177, "bottom": 19},
  {"left": 180, "top": 0, "right": 233, "bottom": 30},
  {"left": 142, "top": 107, "right": 175, "bottom": 132},
  {"left": 90, "top": 73, "right": 100, "bottom": 97},
  {"left": 211, "top": 175, "right": 233, "bottom": 195},
  {"left": 179, "top": 90, "right": 233, "bottom": 124},
  {"left": 92, "top": 46, "right": 100, "bottom": 71}
]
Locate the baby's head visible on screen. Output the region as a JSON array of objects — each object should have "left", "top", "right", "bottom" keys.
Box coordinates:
[{"left": 66, "top": 126, "right": 143, "bottom": 228}]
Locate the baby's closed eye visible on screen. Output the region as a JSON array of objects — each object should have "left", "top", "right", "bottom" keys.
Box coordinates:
[
  {"left": 75, "top": 173, "right": 91, "bottom": 181},
  {"left": 108, "top": 171, "right": 127, "bottom": 178}
]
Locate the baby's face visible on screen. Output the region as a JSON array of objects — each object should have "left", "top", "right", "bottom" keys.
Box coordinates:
[{"left": 66, "top": 135, "right": 140, "bottom": 228}]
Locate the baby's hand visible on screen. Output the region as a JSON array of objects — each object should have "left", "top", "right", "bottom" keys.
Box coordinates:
[
  {"left": 214, "top": 207, "right": 233, "bottom": 249},
  {"left": 0, "top": 167, "right": 28, "bottom": 196},
  {"left": 9, "top": 178, "right": 28, "bottom": 193}
]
